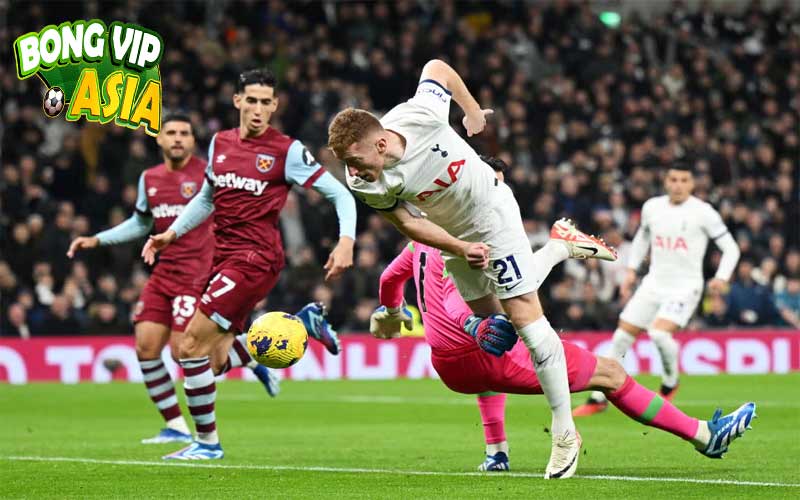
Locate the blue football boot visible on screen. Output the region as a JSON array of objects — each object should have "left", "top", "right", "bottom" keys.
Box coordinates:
[
  {"left": 700, "top": 402, "right": 757, "bottom": 458},
  {"left": 297, "top": 302, "right": 340, "bottom": 355},
  {"left": 478, "top": 451, "right": 510, "bottom": 471},
  {"left": 163, "top": 441, "right": 224, "bottom": 460},
  {"left": 251, "top": 364, "right": 280, "bottom": 397},
  {"left": 141, "top": 428, "right": 193, "bottom": 444}
]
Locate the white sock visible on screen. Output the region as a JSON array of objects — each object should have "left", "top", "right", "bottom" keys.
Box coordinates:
[
  {"left": 166, "top": 416, "right": 191, "bottom": 435},
  {"left": 529, "top": 241, "right": 570, "bottom": 289},
  {"left": 692, "top": 421, "right": 711, "bottom": 450},
  {"left": 588, "top": 328, "right": 636, "bottom": 404},
  {"left": 648, "top": 328, "right": 679, "bottom": 388},
  {"left": 611, "top": 328, "right": 636, "bottom": 361},
  {"left": 517, "top": 316, "right": 575, "bottom": 436},
  {"left": 486, "top": 441, "right": 509, "bottom": 455},
  {"left": 197, "top": 430, "right": 219, "bottom": 445}
]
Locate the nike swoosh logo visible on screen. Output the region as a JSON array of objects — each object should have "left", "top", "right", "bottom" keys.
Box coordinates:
[
  {"left": 577, "top": 246, "right": 598, "bottom": 255},
  {"left": 504, "top": 282, "right": 521, "bottom": 292}
]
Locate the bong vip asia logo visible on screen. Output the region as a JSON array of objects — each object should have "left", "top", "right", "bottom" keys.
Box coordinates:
[{"left": 14, "top": 20, "right": 164, "bottom": 136}]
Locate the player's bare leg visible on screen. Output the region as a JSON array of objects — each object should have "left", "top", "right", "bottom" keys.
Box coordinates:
[
  {"left": 574, "top": 320, "right": 643, "bottom": 416},
  {"left": 135, "top": 321, "right": 192, "bottom": 444},
  {"left": 493, "top": 292, "right": 580, "bottom": 479},
  {"left": 649, "top": 318, "right": 682, "bottom": 400},
  {"left": 163, "top": 310, "right": 227, "bottom": 460},
  {"left": 586, "top": 357, "right": 756, "bottom": 458}
]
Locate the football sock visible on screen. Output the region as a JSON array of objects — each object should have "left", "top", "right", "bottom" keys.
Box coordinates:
[
  {"left": 589, "top": 328, "right": 637, "bottom": 403},
  {"left": 648, "top": 328, "right": 680, "bottom": 388},
  {"left": 477, "top": 392, "right": 507, "bottom": 446},
  {"left": 529, "top": 240, "right": 570, "bottom": 289},
  {"left": 165, "top": 416, "right": 192, "bottom": 436},
  {"left": 606, "top": 375, "right": 699, "bottom": 441},
  {"left": 611, "top": 328, "right": 636, "bottom": 360},
  {"left": 181, "top": 356, "right": 219, "bottom": 445},
  {"left": 218, "top": 334, "right": 255, "bottom": 374},
  {"left": 517, "top": 316, "right": 575, "bottom": 435},
  {"left": 139, "top": 358, "right": 186, "bottom": 427},
  {"left": 487, "top": 441, "right": 509, "bottom": 456}
]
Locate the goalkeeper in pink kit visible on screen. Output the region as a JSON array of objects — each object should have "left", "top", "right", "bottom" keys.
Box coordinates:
[{"left": 372, "top": 159, "right": 756, "bottom": 472}]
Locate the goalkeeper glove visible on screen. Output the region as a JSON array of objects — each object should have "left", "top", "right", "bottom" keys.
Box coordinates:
[
  {"left": 369, "top": 305, "right": 413, "bottom": 339},
  {"left": 464, "top": 313, "right": 517, "bottom": 357}
]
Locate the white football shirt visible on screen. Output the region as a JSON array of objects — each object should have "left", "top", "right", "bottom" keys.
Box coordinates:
[
  {"left": 346, "top": 80, "right": 506, "bottom": 244},
  {"left": 636, "top": 195, "right": 729, "bottom": 289}
]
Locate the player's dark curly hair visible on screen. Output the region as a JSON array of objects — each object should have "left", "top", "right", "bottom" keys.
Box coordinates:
[
  {"left": 162, "top": 112, "right": 194, "bottom": 134},
  {"left": 668, "top": 161, "right": 695, "bottom": 174},
  {"left": 479, "top": 155, "right": 509, "bottom": 173},
  {"left": 238, "top": 68, "right": 277, "bottom": 92}
]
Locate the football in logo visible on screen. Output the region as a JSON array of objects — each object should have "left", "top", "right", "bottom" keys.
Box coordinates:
[
  {"left": 256, "top": 153, "right": 275, "bottom": 173},
  {"left": 43, "top": 87, "right": 65, "bottom": 117},
  {"left": 180, "top": 181, "right": 197, "bottom": 199}
]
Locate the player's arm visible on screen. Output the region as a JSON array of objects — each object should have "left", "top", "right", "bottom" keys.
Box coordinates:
[
  {"left": 418, "top": 59, "right": 493, "bottom": 136},
  {"left": 370, "top": 244, "right": 415, "bottom": 339},
  {"left": 705, "top": 207, "right": 741, "bottom": 294},
  {"left": 622, "top": 205, "right": 651, "bottom": 300},
  {"left": 286, "top": 140, "right": 356, "bottom": 281},
  {"left": 381, "top": 204, "right": 489, "bottom": 269},
  {"left": 67, "top": 174, "right": 153, "bottom": 257},
  {"left": 379, "top": 243, "right": 415, "bottom": 308},
  {"left": 141, "top": 137, "right": 217, "bottom": 265},
  {"left": 167, "top": 179, "right": 215, "bottom": 238},
  {"left": 441, "top": 272, "right": 474, "bottom": 328}
]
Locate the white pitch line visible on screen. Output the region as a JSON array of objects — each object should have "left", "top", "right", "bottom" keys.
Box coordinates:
[{"left": 2, "top": 456, "right": 798, "bottom": 488}]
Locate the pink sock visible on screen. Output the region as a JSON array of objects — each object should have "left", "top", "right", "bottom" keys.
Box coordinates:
[
  {"left": 607, "top": 376, "right": 699, "bottom": 440},
  {"left": 477, "top": 393, "right": 507, "bottom": 444}
]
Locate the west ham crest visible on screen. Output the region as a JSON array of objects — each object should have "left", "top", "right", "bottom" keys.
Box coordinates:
[
  {"left": 181, "top": 181, "right": 197, "bottom": 199},
  {"left": 256, "top": 153, "right": 275, "bottom": 173}
]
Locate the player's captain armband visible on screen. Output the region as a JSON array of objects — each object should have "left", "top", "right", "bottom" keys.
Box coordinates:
[{"left": 409, "top": 79, "right": 452, "bottom": 123}]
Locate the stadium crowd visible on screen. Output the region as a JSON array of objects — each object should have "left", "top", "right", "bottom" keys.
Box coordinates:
[{"left": 1, "top": 0, "right": 799, "bottom": 337}]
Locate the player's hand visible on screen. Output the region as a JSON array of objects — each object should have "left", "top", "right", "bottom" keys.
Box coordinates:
[
  {"left": 67, "top": 236, "right": 99, "bottom": 258},
  {"left": 464, "top": 313, "right": 517, "bottom": 357},
  {"left": 620, "top": 269, "right": 638, "bottom": 303},
  {"left": 462, "top": 108, "right": 494, "bottom": 137},
  {"left": 707, "top": 278, "right": 728, "bottom": 295},
  {"left": 462, "top": 242, "right": 490, "bottom": 269},
  {"left": 324, "top": 237, "right": 354, "bottom": 282},
  {"left": 141, "top": 230, "right": 177, "bottom": 265},
  {"left": 369, "top": 305, "right": 413, "bottom": 339}
]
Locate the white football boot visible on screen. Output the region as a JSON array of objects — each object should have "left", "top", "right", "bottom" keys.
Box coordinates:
[
  {"left": 544, "top": 429, "right": 582, "bottom": 479},
  {"left": 550, "top": 218, "right": 618, "bottom": 261}
]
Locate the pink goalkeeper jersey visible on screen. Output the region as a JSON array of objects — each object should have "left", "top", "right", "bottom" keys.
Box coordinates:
[{"left": 379, "top": 242, "right": 475, "bottom": 351}]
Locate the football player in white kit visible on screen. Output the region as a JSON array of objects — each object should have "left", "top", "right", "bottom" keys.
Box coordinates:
[
  {"left": 574, "top": 164, "right": 741, "bottom": 416},
  {"left": 328, "top": 59, "right": 617, "bottom": 479}
]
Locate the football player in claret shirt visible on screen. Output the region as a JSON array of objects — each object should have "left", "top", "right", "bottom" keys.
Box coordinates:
[
  {"left": 142, "top": 70, "right": 357, "bottom": 460},
  {"left": 574, "top": 164, "right": 741, "bottom": 416},
  {"left": 68, "top": 114, "right": 282, "bottom": 444}
]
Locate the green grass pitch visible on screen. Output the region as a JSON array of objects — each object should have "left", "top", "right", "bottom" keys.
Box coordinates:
[{"left": 2, "top": 374, "right": 798, "bottom": 498}]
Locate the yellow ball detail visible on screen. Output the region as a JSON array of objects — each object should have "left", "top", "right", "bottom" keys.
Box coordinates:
[{"left": 246, "top": 312, "right": 308, "bottom": 369}]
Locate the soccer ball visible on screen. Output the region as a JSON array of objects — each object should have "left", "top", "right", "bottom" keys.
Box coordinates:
[
  {"left": 43, "top": 87, "right": 65, "bottom": 117},
  {"left": 246, "top": 312, "right": 308, "bottom": 369}
]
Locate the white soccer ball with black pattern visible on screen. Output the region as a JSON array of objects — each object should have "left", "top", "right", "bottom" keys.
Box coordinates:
[{"left": 43, "top": 87, "right": 65, "bottom": 117}]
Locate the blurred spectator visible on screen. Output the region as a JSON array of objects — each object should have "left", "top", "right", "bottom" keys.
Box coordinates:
[
  {"left": 39, "top": 295, "right": 82, "bottom": 336},
  {"left": 775, "top": 277, "right": 800, "bottom": 329},
  {"left": 5, "top": 303, "right": 32, "bottom": 339},
  {"left": 726, "top": 261, "right": 780, "bottom": 327}
]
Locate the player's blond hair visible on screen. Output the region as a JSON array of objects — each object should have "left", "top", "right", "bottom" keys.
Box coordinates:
[{"left": 328, "top": 108, "right": 383, "bottom": 158}]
